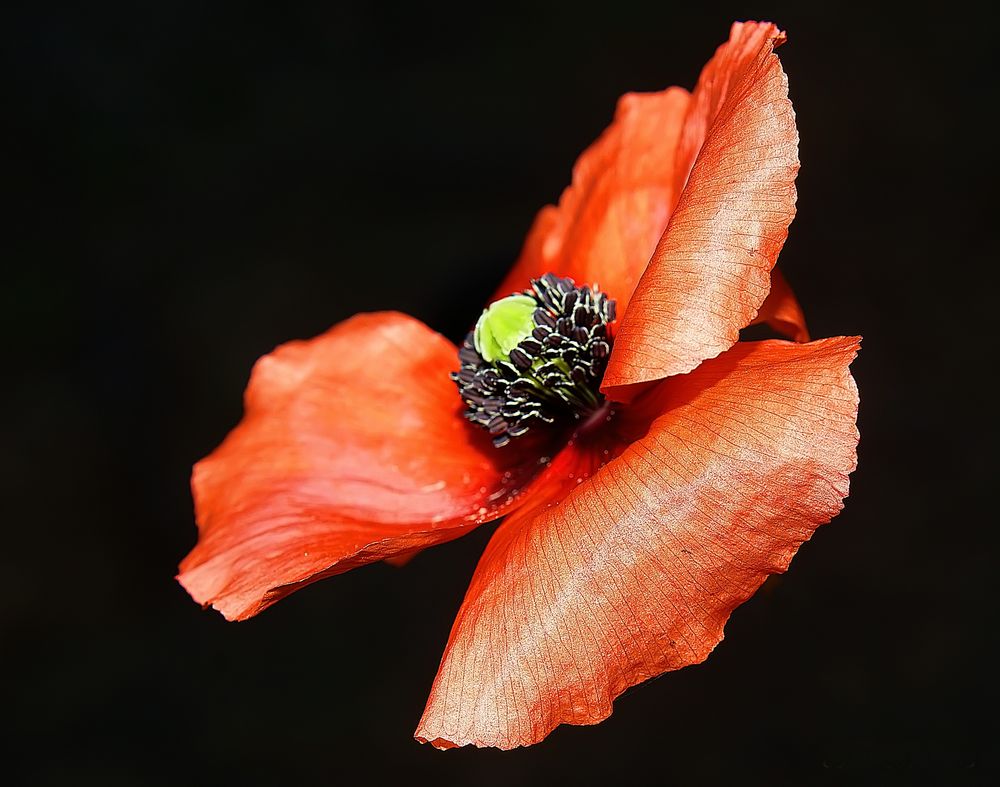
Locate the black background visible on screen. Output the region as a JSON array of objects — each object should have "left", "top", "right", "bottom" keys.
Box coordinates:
[{"left": 5, "top": 1, "right": 995, "bottom": 784}]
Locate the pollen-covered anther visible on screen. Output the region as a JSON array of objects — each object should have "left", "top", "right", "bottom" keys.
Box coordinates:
[{"left": 451, "top": 274, "right": 617, "bottom": 447}]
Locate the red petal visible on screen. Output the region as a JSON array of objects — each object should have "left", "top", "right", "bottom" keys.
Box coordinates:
[
  {"left": 416, "top": 336, "right": 860, "bottom": 749},
  {"left": 751, "top": 267, "right": 810, "bottom": 341},
  {"left": 603, "top": 22, "right": 800, "bottom": 399},
  {"left": 178, "top": 312, "right": 543, "bottom": 621},
  {"left": 491, "top": 88, "right": 691, "bottom": 310}
]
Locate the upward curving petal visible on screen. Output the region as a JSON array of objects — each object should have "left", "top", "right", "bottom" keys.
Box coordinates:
[
  {"left": 492, "top": 88, "right": 691, "bottom": 310},
  {"left": 416, "top": 336, "right": 860, "bottom": 750},
  {"left": 671, "top": 21, "right": 789, "bottom": 197},
  {"left": 178, "top": 312, "right": 544, "bottom": 621},
  {"left": 751, "top": 267, "right": 810, "bottom": 342},
  {"left": 603, "top": 22, "right": 800, "bottom": 399}
]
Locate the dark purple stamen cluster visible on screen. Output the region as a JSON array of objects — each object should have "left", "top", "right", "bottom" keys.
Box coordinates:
[{"left": 452, "top": 273, "right": 617, "bottom": 447}]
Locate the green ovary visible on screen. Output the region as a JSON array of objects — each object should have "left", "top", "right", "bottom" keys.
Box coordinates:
[{"left": 473, "top": 294, "right": 537, "bottom": 363}]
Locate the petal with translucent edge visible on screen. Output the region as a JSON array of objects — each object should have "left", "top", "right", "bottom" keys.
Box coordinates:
[
  {"left": 491, "top": 88, "right": 691, "bottom": 310},
  {"left": 603, "top": 22, "right": 800, "bottom": 399},
  {"left": 416, "top": 336, "right": 860, "bottom": 750},
  {"left": 178, "top": 312, "right": 548, "bottom": 621},
  {"left": 751, "top": 267, "right": 810, "bottom": 341}
]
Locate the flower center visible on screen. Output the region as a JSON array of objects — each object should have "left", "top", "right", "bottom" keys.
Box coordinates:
[{"left": 452, "top": 273, "right": 617, "bottom": 447}]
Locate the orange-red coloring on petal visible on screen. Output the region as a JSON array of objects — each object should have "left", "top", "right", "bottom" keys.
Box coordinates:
[{"left": 178, "top": 20, "right": 860, "bottom": 751}]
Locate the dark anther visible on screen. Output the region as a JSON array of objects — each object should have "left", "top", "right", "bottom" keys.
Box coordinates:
[
  {"left": 509, "top": 348, "right": 532, "bottom": 370},
  {"left": 484, "top": 396, "right": 504, "bottom": 411},
  {"left": 519, "top": 337, "right": 543, "bottom": 355},
  {"left": 508, "top": 379, "right": 538, "bottom": 397},
  {"left": 534, "top": 309, "right": 557, "bottom": 329},
  {"left": 458, "top": 345, "right": 480, "bottom": 366},
  {"left": 499, "top": 362, "right": 520, "bottom": 380},
  {"left": 488, "top": 416, "right": 507, "bottom": 435}
]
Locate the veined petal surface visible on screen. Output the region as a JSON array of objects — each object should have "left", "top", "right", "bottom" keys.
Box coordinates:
[
  {"left": 417, "top": 337, "right": 860, "bottom": 749},
  {"left": 604, "top": 22, "right": 800, "bottom": 399},
  {"left": 179, "top": 312, "right": 544, "bottom": 621}
]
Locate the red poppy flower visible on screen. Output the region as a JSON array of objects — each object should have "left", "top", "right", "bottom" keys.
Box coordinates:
[{"left": 179, "top": 21, "right": 860, "bottom": 750}]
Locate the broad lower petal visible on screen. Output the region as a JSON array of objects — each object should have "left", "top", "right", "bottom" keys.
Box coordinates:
[
  {"left": 179, "top": 312, "right": 545, "bottom": 621},
  {"left": 491, "top": 88, "right": 691, "bottom": 310},
  {"left": 416, "top": 336, "right": 860, "bottom": 749},
  {"left": 603, "top": 22, "right": 800, "bottom": 398}
]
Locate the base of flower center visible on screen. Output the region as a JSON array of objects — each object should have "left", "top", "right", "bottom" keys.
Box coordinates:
[
  {"left": 453, "top": 274, "right": 617, "bottom": 447},
  {"left": 574, "top": 399, "right": 615, "bottom": 438}
]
